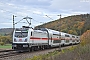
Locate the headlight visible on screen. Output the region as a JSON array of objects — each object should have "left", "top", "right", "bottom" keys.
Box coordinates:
[
  {"left": 14, "top": 38, "right": 17, "bottom": 42},
  {"left": 23, "top": 45, "right": 28, "bottom": 47},
  {"left": 24, "top": 38, "right": 27, "bottom": 42},
  {"left": 13, "top": 45, "right": 17, "bottom": 47}
]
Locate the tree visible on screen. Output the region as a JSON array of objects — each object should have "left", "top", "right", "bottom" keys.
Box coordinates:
[
  {"left": 68, "top": 30, "right": 73, "bottom": 34},
  {"left": 80, "top": 30, "right": 90, "bottom": 46},
  {"left": 0, "top": 36, "right": 12, "bottom": 45}
]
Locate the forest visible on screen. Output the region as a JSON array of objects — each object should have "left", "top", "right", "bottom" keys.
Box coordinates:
[{"left": 35, "top": 14, "right": 90, "bottom": 36}]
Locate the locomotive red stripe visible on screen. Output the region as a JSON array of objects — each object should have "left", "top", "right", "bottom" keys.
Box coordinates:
[
  {"left": 30, "top": 37, "right": 74, "bottom": 40},
  {"left": 30, "top": 37, "right": 48, "bottom": 40},
  {"left": 30, "top": 37, "right": 60, "bottom": 40}
]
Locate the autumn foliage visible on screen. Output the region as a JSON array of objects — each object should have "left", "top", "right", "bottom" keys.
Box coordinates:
[
  {"left": 35, "top": 14, "right": 90, "bottom": 36},
  {"left": 80, "top": 30, "right": 90, "bottom": 45},
  {"left": 0, "top": 36, "right": 12, "bottom": 45}
]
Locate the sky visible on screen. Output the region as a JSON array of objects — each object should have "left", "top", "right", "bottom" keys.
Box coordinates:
[{"left": 0, "top": 0, "right": 90, "bottom": 28}]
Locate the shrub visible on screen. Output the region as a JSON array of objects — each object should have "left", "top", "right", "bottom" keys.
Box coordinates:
[
  {"left": 0, "top": 42, "right": 5, "bottom": 45},
  {"left": 0, "top": 36, "right": 12, "bottom": 44},
  {"left": 80, "top": 30, "right": 90, "bottom": 46}
]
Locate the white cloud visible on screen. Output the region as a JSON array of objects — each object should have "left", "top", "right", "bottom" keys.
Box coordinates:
[
  {"left": 0, "top": 0, "right": 90, "bottom": 28},
  {"left": 0, "top": 23, "right": 12, "bottom": 28},
  {"left": 50, "top": 0, "right": 90, "bottom": 12},
  {"left": 7, "top": 3, "right": 14, "bottom": 6},
  {"left": 38, "top": 0, "right": 51, "bottom": 2},
  {"left": 1, "top": 23, "right": 11, "bottom": 25},
  {"left": 0, "top": 10, "right": 6, "bottom": 13},
  {"left": 33, "top": 11, "right": 42, "bottom": 15}
]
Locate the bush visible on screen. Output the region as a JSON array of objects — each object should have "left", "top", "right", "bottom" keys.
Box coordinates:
[
  {"left": 0, "top": 36, "right": 12, "bottom": 44},
  {"left": 0, "top": 42, "right": 5, "bottom": 45},
  {"left": 80, "top": 30, "right": 90, "bottom": 46},
  {"left": 26, "top": 51, "right": 60, "bottom": 60}
]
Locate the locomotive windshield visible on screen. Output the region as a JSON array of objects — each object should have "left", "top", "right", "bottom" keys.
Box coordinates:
[
  {"left": 15, "top": 29, "right": 28, "bottom": 38},
  {"left": 15, "top": 31, "right": 28, "bottom": 38}
]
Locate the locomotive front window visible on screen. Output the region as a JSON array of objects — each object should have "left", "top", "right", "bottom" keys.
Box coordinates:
[{"left": 15, "top": 32, "right": 28, "bottom": 38}]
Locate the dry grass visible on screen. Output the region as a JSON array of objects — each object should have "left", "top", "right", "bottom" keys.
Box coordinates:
[
  {"left": 52, "top": 44, "right": 90, "bottom": 60},
  {"left": 26, "top": 44, "right": 90, "bottom": 60}
]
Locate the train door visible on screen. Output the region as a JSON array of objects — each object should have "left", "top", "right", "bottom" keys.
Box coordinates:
[{"left": 65, "top": 34, "right": 70, "bottom": 45}]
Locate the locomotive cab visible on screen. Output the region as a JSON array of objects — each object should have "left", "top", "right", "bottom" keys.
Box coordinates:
[{"left": 12, "top": 26, "right": 33, "bottom": 50}]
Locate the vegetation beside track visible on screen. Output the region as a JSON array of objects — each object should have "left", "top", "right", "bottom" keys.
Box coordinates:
[
  {"left": 26, "top": 44, "right": 90, "bottom": 60},
  {"left": 0, "top": 35, "right": 12, "bottom": 45},
  {"left": 0, "top": 44, "right": 12, "bottom": 49},
  {"left": 0, "top": 35, "right": 12, "bottom": 49},
  {"left": 26, "top": 46, "right": 76, "bottom": 60},
  {"left": 26, "top": 50, "right": 60, "bottom": 60}
]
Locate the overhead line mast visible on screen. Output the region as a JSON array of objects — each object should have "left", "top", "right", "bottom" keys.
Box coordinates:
[
  {"left": 12, "top": 15, "right": 16, "bottom": 32},
  {"left": 57, "top": 14, "right": 61, "bottom": 19}
]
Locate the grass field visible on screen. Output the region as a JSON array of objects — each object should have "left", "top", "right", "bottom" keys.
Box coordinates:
[{"left": 0, "top": 44, "right": 12, "bottom": 49}]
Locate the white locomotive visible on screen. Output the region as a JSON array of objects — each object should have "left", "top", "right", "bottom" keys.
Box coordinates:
[{"left": 12, "top": 26, "right": 80, "bottom": 51}]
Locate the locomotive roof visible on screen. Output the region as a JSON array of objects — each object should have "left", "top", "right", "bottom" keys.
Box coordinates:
[
  {"left": 34, "top": 28, "right": 65, "bottom": 34},
  {"left": 30, "top": 28, "right": 78, "bottom": 37},
  {"left": 15, "top": 28, "right": 29, "bottom": 31},
  {"left": 34, "top": 28, "right": 48, "bottom": 31}
]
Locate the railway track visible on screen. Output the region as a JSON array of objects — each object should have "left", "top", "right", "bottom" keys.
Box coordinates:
[
  {"left": 0, "top": 45, "right": 77, "bottom": 60},
  {"left": 0, "top": 50, "right": 20, "bottom": 58},
  {"left": 0, "top": 47, "right": 59, "bottom": 59},
  {"left": 0, "top": 49, "right": 14, "bottom": 52}
]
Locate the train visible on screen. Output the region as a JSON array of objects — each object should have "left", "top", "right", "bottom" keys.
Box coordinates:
[{"left": 12, "top": 26, "right": 80, "bottom": 51}]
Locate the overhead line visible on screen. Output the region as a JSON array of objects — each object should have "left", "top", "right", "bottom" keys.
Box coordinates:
[{"left": 45, "top": 15, "right": 54, "bottom": 20}]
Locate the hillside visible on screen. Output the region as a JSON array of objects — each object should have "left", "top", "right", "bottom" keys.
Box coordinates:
[
  {"left": 35, "top": 14, "right": 90, "bottom": 35},
  {"left": 0, "top": 28, "right": 13, "bottom": 36}
]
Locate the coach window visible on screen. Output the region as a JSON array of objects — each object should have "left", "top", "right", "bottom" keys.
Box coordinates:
[
  {"left": 72, "top": 36, "right": 75, "bottom": 38},
  {"left": 31, "top": 32, "right": 32, "bottom": 36},
  {"left": 65, "top": 35, "right": 69, "bottom": 37},
  {"left": 51, "top": 37, "right": 52, "bottom": 42}
]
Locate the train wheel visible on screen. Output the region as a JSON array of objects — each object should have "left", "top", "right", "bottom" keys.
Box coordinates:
[{"left": 42, "top": 46, "right": 44, "bottom": 50}]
